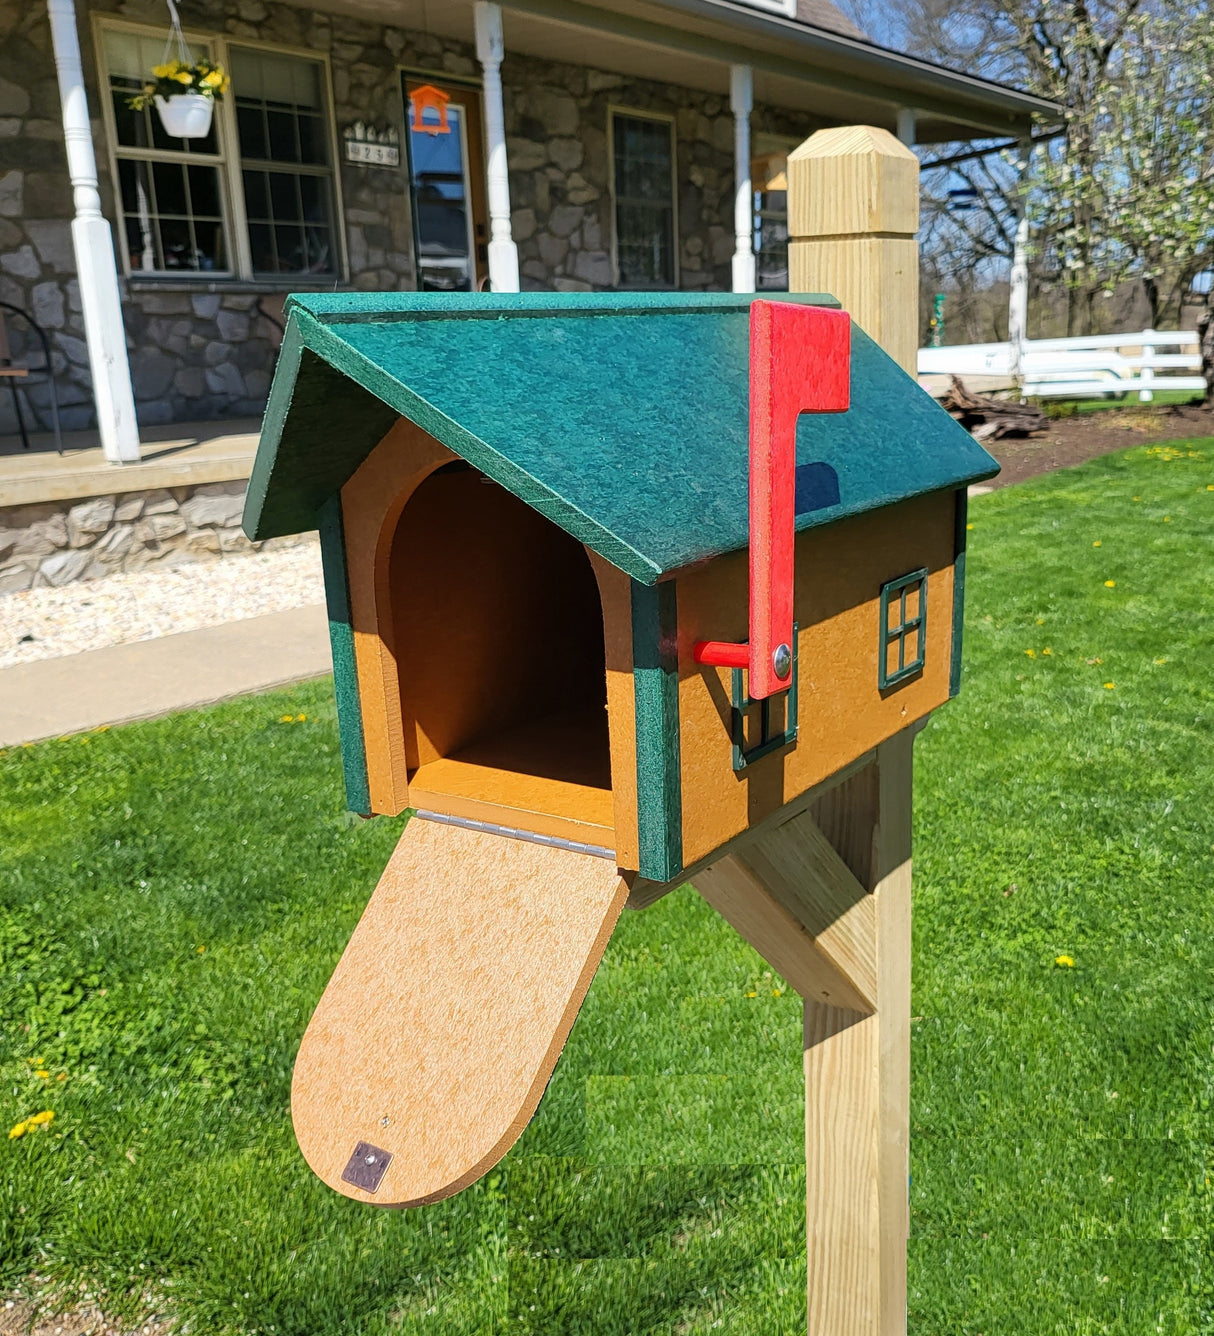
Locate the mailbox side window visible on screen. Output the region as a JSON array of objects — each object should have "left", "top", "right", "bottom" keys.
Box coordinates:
[{"left": 878, "top": 569, "right": 928, "bottom": 689}]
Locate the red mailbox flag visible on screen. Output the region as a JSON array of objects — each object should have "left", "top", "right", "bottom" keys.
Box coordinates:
[{"left": 696, "top": 299, "right": 851, "bottom": 698}]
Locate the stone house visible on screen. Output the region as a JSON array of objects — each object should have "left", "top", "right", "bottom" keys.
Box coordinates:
[{"left": 0, "top": 0, "right": 1051, "bottom": 444}]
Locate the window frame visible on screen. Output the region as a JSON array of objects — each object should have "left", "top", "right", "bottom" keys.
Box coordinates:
[
  {"left": 878, "top": 569, "right": 929, "bottom": 690},
  {"left": 607, "top": 105, "right": 679, "bottom": 291},
  {"left": 94, "top": 17, "right": 347, "bottom": 286}
]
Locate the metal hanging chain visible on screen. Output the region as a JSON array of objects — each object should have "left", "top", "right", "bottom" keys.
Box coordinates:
[{"left": 160, "top": 0, "right": 195, "bottom": 68}]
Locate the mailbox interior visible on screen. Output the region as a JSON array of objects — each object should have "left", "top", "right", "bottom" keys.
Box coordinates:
[{"left": 390, "top": 464, "right": 615, "bottom": 846}]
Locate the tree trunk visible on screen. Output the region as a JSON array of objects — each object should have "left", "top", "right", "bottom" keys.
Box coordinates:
[{"left": 1142, "top": 276, "right": 1161, "bottom": 330}]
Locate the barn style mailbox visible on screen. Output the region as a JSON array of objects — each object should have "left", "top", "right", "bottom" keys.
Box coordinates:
[{"left": 243, "top": 291, "right": 996, "bottom": 1225}]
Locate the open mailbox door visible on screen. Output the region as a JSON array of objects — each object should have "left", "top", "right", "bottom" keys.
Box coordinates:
[{"left": 291, "top": 816, "right": 629, "bottom": 1206}]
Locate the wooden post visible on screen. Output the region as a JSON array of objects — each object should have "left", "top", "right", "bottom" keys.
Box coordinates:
[
  {"left": 791, "top": 125, "right": 919, "bottom": 1335},
  {"left": 787, "top": 125, "right": 919, "bottom": 376}
]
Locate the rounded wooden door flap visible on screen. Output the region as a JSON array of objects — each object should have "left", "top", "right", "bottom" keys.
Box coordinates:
[{"left": 291, "top": 817, "right": 629, "bottom": 1207}]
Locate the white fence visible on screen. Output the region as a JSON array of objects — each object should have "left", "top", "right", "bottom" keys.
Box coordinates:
[{"left": 918, "top": 329, "right": 1205, "bottom": 401}]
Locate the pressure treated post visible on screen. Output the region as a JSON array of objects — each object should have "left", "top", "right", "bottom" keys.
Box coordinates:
[
  {"left": 787, "top": 125, "right": 919, "bottom": 375},
  {"left": 789, "top": 126, "right": 919, "bottom": 1335}
]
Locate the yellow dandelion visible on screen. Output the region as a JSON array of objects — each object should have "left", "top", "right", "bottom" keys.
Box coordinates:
[
  {"left": 1103, "top": 682, "right": 1115, "bottom": 690},
  {"left": 197, "top": 945, "right": 206, "bottom": 953},
  {"left": 34, "top": 1070, "right": 49, "bottom": 1080},
  {"left": 1206, "top": 485, "right": 1213, "bottom": 491},
  {"left": 1154, "top": 657, "right": 1168, "bottom": 665},
  {"left": 1163, "top": 516, "right": 1171, "bottom": 523},
  {"left": 745, "top": 990, "right": 757, "bottom": 998},
  {"left": 1035, "top": 618, "right": 1045, "bottom": 625},
  {"left": 279, "top": 714, "right": 294, "bottom": 723},
  {"left": 772, "top": 989, "right": 783, "bottom": 997},
  {"left": 1054, "top": 955, "right": 1075, "bottom": 968},
  {"left": 9, "top": 1121, "right": 27, "bottom": 1140},
  {"left": 1042, "top": 647, "right": 1053, "bottom": 656},
  {"left": 1024, "top": 648, "right": 1036, "bottom": 658},
  {"left": 966, "top": 523, "right": 974, "bottom": 531},
  {"left": 27, "top": 1111, "right": 54, "bottom": 1127},
  {"left": 1104, "top": 580, "right": 1116, "bottom": 588},
  {"left": 1092, "top": 540, "right": 1102, "bottom": 547},
  {"left": 295, "top": 713, "right": 307, "bottom": 722}
]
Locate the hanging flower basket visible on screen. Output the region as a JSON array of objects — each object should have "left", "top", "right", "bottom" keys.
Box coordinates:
[
  {"left": 126, "top": 4, "right": 228, "bottom": 139},
  {"left": 153, "top": 89, "right": 216, "bottom": 138}
]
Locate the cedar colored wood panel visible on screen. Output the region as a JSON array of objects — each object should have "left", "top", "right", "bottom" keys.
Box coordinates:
[
  {"left": 243, "top": 293, "right": 998, "bottom": 581},
  {"left": 676, "top": 491, "right": 955, "bottom": 870},
  {"left": 292, "top": 817, "right": 629, "bottom": 1207}
]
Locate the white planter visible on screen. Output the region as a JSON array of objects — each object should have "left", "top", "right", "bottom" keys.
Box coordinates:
[{"left": 154, "top": 92, "right": 214, "bottom": 139}]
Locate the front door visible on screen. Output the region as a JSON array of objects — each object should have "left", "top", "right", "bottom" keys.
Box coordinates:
[{"left": 403, "top": 77, "right": 488, "bottom": 291}]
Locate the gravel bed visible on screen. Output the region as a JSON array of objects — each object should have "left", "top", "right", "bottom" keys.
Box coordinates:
[{"left": 0, "top": 541, "right": 325, "bottom": 669}]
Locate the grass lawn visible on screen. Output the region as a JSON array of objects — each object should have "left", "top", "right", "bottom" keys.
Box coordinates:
[{"left": 4, "top": 439, "right": 1214, "bottom": 1334}]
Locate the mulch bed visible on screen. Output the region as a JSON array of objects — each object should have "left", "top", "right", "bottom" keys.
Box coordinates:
[{"left": 981, "top": 402, "right": 1214, "bottom": 489}]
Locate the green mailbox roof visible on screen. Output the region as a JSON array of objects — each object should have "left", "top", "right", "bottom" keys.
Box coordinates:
[{"left": 243, "top": 291, "right": 998, "bottom": 583}]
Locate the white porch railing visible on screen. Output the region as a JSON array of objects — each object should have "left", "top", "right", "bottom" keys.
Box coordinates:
[{"left": 918, "top": 329, "right": 1206, "bottom": 401}]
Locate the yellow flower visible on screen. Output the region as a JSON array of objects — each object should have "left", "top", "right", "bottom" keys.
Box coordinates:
[
  {"left": 151, "top": 62, "right": 176, "bottom": 78},
  {"left": 1092, "top": 540, "right": 1102, "bottom": 547},
  {"left": 1207, "top": 485, "right": 1214, "bottom": 491},
  {"left": 175, "top": 70, "right": 195, "bottom": 85},
  {"left": 27, "top": 1111, "right": 54, "bottom": 1127},
  {"left": 772, "top": 988, "right": 783, "bottom": 997},
  {"left": 1042, "top": 647, "right": 1052, "bottom": 656},
  {"left": 201, "top": 69, "right": 223, "bottom": 88},
  {"left": 745, "top": 990, "right": 757, "bottom": 998},
  {"left": 966, "top": 523, "right": 974, "bottom": 531},
  {"left": 279, "top": 714, "right": 294, "bottom": 723},
  {"left": 197, "top": 945, "right": 206, "bottom": 953},
  {"left": 1054, "top": 955, "right": 1075, "bottom": 968},
  {"left": 34, "top": 1070, "right": 49, "bottom": 1080},
  {"left": 1035, "top": 618, "right": 1045, "bottom": 625},
  {"left": 1154, "top": 657, "right": 1168, "bottom": 665},
  {"left": 1103, "top": 580, "right": 1116, "bottom": 588},
  {"left": 9, "top": 1121, "right": 27, "bottom": 1140},
  {"left": 1024, "top": 648, "right": 1036, "bottom": 658},
  {"left": 296, "top": 713, "right": 307, "bottom": 722},
  {"left": 56, "top": 1073, "right": 67, "bottom": 1081},
  {"left": 1103, "top": 682, "right": 1115, "bottom": 690}
]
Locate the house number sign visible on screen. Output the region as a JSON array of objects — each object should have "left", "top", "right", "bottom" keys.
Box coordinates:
[{"left": 344, "top": 122, "right": 401, "bottom": 167}]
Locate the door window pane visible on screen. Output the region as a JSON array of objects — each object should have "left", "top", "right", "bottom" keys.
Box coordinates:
[
  {"left": 407, "top": 95, "right": 474, "bottom": 291},
  {"left": 611, "top": 113, "right": 675, "bottom": 288}
]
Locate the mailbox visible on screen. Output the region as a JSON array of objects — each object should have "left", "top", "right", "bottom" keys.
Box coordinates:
[{"left": 243, "top": 291, "right": 997, "bottom": 1208}]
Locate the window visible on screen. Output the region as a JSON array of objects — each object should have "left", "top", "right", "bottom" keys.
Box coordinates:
[
  {"left": 103, "top": 29, "right": 230, "bottom": 274},
  {"left": 231, "top": 48, "right": 337, "bottom": 276},
  {"left": 99, "top": 26, "right": 340, "bottom": 281},
  {"left": 878, "top": 570, "right": 928, "bottom": 689},
  {"left": 610, "top": 111, "right": 676, "bottom": 288},
  {"left": 752, "top": 138, "right": 797, "bottom": 292}
]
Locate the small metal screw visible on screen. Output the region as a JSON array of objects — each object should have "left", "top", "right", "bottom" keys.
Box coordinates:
[
  {"left": 365, "top": 1154, "right": 377, "bottom": 1164},
  {"left": 380, "top": 1117, "right": 391, "bottom": 1127},
  {"left": 772, "top": 643, "right": 792, "bottom": 679}
]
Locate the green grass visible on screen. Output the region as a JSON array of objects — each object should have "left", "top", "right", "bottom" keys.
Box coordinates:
[
  {"left": 1040, "top": 387, "right": 1202, "bottom": 417},
  {"left": 3, "top": 438, "right": 1214, "bottom": 1333}
]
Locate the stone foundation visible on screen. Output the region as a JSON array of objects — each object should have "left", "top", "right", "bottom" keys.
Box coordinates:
[{"left": 0, "top": 479, "right": 304, "bottom": 593}]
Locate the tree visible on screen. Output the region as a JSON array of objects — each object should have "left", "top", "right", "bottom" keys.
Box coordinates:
[{"left": 897, "top": 2, "right": 1214, "bottom": 335}]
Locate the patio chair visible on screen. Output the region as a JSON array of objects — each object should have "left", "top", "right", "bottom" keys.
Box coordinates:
[{"left": 0, "top": 300, "right": 63, "bottom": 454}]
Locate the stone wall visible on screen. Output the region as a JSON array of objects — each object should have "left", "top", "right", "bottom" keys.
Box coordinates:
[
  {"left": 0, "top": 479, "right": 304, "bottom": 593},
  {"left": 0, "top": 0, "right": 818, "bottom": 437}
]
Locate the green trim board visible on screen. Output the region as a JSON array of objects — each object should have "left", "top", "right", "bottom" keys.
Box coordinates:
[
  {"left": 950, "top": 488, "right": 968, "bottom": 698},
  {"left": 317, "top": 494, "right": 371, "bottom": 816},
  {"left": 630, "top": 577, "right": 682, "bottom": 883},
  {"left": 243, "top": 292, "right": 999, "bottom": 586}
]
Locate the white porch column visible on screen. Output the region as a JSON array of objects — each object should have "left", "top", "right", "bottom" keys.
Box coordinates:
[
  {"left": 474, "top": 2, "right": 519, "bottom": 293},
  {"left": 1008, "top": 139, "right": 1032, "bottom": 387},
  {"left": 730, "top": 64, "right": 755, "bottom": 293},
  {"left": 47, "top": 0, "right": 140, "bottom": 463},
  {"left": 896, "top": 108, "right": 917, "bottom": 146}
]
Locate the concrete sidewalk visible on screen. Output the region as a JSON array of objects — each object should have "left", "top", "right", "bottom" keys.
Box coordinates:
[{"left": 0, "top": 604, "right": 331, "bottom": 746}]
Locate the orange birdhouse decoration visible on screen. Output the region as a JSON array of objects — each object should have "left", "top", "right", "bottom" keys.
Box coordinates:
[{"left": 408, "top": 83, "right": 451, "bottom": 135}]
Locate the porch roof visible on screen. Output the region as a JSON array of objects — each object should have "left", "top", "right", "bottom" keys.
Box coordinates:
[
  {"left": 311, "top": 0, "right": 1058, "bottom": 142},
  {"left": 244, "top": 292, "right": 998, "bottom": 584}
]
